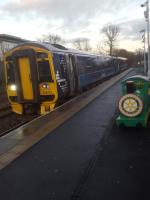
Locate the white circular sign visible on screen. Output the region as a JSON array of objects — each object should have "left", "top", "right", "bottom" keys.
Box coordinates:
[{"left": 119, "top": 94, "right": 143, "bottom": 117}]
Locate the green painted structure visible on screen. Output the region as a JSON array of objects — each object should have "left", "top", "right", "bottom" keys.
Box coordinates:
[{"left": 116, "top": 75, "right": 150, "bottom": 127}]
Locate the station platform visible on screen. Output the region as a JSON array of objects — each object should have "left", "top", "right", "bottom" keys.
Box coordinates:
[
  {"left": 0, "top": 68, "right": 149, "bottom": 200},
  {"left": 79, "top": 124, "right": 150, "bottom": 200}
]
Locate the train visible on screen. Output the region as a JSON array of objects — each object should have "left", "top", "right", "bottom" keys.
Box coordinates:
[
  {"left": 4, "top": 42, "right": 128, "bottom": 115},
  {"left": 116, "top": 75, "right": 150, "bottom": 127},
  {"left": 0, "top": 61, "right": 4, "bottom": 94}
]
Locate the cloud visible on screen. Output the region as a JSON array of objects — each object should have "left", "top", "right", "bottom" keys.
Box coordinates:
[
  {"left": 1, "top": 0, "right": 140, "bottom": 24},
  {"left": 0, "top": 0, "right": 145, "bottom": 51},
  {"left": 119, "top": 19, "right": 145, "bottom": 41}
]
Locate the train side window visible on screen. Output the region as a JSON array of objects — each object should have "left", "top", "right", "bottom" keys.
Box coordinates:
[
  {"left": 37, "top": 60, "right": 53, "bottom": 82},
  {"left": 6, "top": 62, "right": 15, "bottom": 84}
]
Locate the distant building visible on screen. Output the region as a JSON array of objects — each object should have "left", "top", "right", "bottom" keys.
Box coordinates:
[{"left": 0, "top": 34, "right": 29, "bottom": 60}]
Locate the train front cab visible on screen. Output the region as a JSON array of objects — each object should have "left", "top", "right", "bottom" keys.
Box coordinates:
[
  {"left": 116, "top": 76, "right": 150, "bottom": 127},
  {"left": 5, "top": 45, "right": 58, "bottom": 115}
]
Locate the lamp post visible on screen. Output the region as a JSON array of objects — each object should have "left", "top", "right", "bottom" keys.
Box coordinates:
[
  {"left": 141, "top": 0, "right": 150, "bottom": 78},
  {"left": 140, "top": 29, "right": 147, "bottom": 74}
]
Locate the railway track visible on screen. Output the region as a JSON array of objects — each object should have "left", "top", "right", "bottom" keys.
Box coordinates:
[
  {"left": 0, "top": 109, "right": 38, "bottom": 137},
  {"left": 0, "top": 121, "right": 28, "bottom": 137},
  {"left": 0, "top": 105, "right": 12, "bottom": 118}
]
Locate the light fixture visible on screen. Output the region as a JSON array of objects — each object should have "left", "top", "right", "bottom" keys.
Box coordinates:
[
  {"left": 41, "top": 83, "right": 50, "bottom": 89},
  {"left": 10, "top": 84, "right": 17, "bottom": 91},
  {"left": 141, "top": 1, "right": 150, "bottom": 77}
]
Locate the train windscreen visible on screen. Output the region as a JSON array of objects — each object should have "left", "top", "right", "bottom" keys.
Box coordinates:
[
  {"left": 37, "top": 60, "right": 52, "bottom": 82},
  {"left": 6, "top": 62, "right": 15, "bottom": 84}
]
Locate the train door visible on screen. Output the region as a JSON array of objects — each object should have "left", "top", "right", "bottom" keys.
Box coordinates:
[
  {"left": 68, "top": 54, "right": 78, "bottom": 95},
  {"left": 18, "top": 57, "right": 33, "bottom": 100},
  {"left": 13, "top": 49, "right": 39, "bottom": 103}
]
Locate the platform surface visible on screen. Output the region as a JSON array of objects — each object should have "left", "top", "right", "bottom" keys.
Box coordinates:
[
  {"left": 79, "top": 124, "right": 150, "bottom": 200},
  {"left": 0, "top": 69, "right": 146, "bottom": 200}
]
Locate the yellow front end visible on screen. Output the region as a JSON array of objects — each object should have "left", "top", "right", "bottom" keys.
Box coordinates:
[
  {"left": 39, "top": 82, "right": 57, "bottom": 114},
  {"left": 4, "top": 45, "right": 58, "bottom": 115}
]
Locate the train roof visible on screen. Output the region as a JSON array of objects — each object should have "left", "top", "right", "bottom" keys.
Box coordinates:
[
  {"left": 117, "top": 57, "right": 128, "bottom": 61},
  {"left": 6, "top": 41, "right": 127, "bottom": 61},
  {"left": 21, "top": 42, "right": 105, "bottom": 57},
  {"left": 18, "top": 42, "right": 63, "bottom": 52}
]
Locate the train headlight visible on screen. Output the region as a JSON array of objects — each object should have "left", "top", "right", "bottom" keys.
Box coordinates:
[
  {"left": 41, "top": 83, "right": 50, "bottom": 89},
  {"left": 10, "top": 84, "right": 17, "bottom": 91},
  {"left": 119, "top": 94, "right": 143, "bottom": 117}
]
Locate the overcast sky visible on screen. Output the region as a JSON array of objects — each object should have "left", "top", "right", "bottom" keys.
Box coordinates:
[{"left": 0, "top": 0, "right": 147, "bottom": 51}]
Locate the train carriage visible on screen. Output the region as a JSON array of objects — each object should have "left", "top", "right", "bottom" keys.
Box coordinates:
[{"left": 4, "top": 42, "right": 128, "bottom": 115}]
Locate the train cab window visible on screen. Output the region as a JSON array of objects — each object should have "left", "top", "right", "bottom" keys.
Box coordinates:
[
  {"left": 37, "top": 60, "right": 53, "bottom": 82},
  {"left": 6, "top": 62, "right": 15, "bottom": 84},
  {"left": 36, "top": 52, "right": 48, "bottom": 59}
]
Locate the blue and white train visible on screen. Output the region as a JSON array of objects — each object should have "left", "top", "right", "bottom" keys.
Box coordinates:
[{"left": 4, "top": 42, "right": 128, "bottom": 115}]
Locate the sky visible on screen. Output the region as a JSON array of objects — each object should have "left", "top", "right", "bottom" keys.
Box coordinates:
[{"left": 0, "top": 0, "right": 147, "bottom": 52}]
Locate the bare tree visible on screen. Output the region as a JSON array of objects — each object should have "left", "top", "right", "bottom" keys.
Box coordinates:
[
  {"left": 72, "top": 38, "right": 91, "bottom": 51},
  {"left": 38, "top": 33, "right": 64, "bottom": 44},
  {"left": 96, "top": 42, "right": 108, "bottom": 54},
  {"left": 113, "top": 48, "right": 137, "bottom": 67},
  {"left": 102, "top": 24, "right": 120, "bottom": 56},
  {"left": 73, "top": 38, "right": 82, "bottom": 50},
  {"left": 135, "top": 48, "right": 144, "bottom": 65},
  {"left": 83, "top": 38, "right": 91, "bottom": 51}
]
